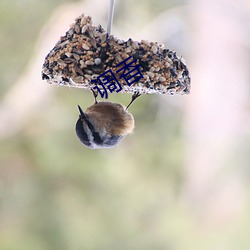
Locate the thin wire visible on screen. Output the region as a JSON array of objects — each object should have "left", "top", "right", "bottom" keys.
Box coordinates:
[{"left": 107, "top": 0, "right": 115, "bottom": 34}]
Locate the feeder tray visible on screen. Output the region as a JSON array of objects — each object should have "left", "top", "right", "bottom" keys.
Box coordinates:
[{"left": 42, "top": 14, "right": 190, "bottom": 95}]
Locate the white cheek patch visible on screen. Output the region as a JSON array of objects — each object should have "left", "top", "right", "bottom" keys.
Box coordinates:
[{"left": 83, "top": 122, "right": 94, "bottom": 146}]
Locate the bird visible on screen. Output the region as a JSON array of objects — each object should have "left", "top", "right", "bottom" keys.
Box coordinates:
[{"left": 75, "top": 91, "right": 140, "bottom": 149}]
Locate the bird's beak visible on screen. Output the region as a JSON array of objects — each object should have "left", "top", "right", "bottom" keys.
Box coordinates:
[{"left": 77, "top": 105, "right": 86, "bottom": 119}]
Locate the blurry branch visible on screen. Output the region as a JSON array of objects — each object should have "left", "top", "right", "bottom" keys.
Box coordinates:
[
  {"left": 129, "top": 5, "right": 190, "bottom": 47},
  {"left": 184, "top": 0, "right": 250, "bottom": 225}
]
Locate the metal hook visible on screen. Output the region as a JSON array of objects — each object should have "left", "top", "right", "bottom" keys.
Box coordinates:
[{"left": 107, "top": 0, "right": 115, "bottom": 35}]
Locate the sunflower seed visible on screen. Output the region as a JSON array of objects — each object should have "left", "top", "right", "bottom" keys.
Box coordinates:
[
  {"left": 82, "top": 43, "right": 90, "bottom": 50},
  {"left": 85, "top": 60, "right": 94, "bottom": 65}
]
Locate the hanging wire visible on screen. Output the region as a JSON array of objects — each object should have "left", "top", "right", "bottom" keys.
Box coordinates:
[{"left": 107, "top": 0, "right": 115, "bottom": 34}]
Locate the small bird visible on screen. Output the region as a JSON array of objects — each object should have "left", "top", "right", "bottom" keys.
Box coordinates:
[{"left": 75, "top": 92, "right": 140, "bottom": 149}]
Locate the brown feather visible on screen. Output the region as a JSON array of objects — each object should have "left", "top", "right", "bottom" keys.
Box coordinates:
[{"left": 85, "top": 102, "right": 134, "bottom": 135}]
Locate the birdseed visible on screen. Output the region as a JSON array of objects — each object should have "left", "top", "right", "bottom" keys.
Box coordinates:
[{"left": 42, "top": 14, "right": 191, "bottom": 95}]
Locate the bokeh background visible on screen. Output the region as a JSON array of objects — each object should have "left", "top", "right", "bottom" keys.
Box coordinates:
[{"left": 1, "top": 0, "right": 250, "bottom": 249}]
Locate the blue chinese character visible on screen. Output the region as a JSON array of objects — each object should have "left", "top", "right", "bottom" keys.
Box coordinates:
[
  {"left": 91, "top": 69, "right": 122, "bottom": 99},
  {"left": 116, "top": 56, "right": 144, "bottom": 86},
  {"left": 91, "top": 79, "right": 108, "bottom": 99}
]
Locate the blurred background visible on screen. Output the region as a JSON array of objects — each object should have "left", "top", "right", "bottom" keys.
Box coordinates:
[{"left": 1, "top": 0, "right": 250, "bottom": 249}]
